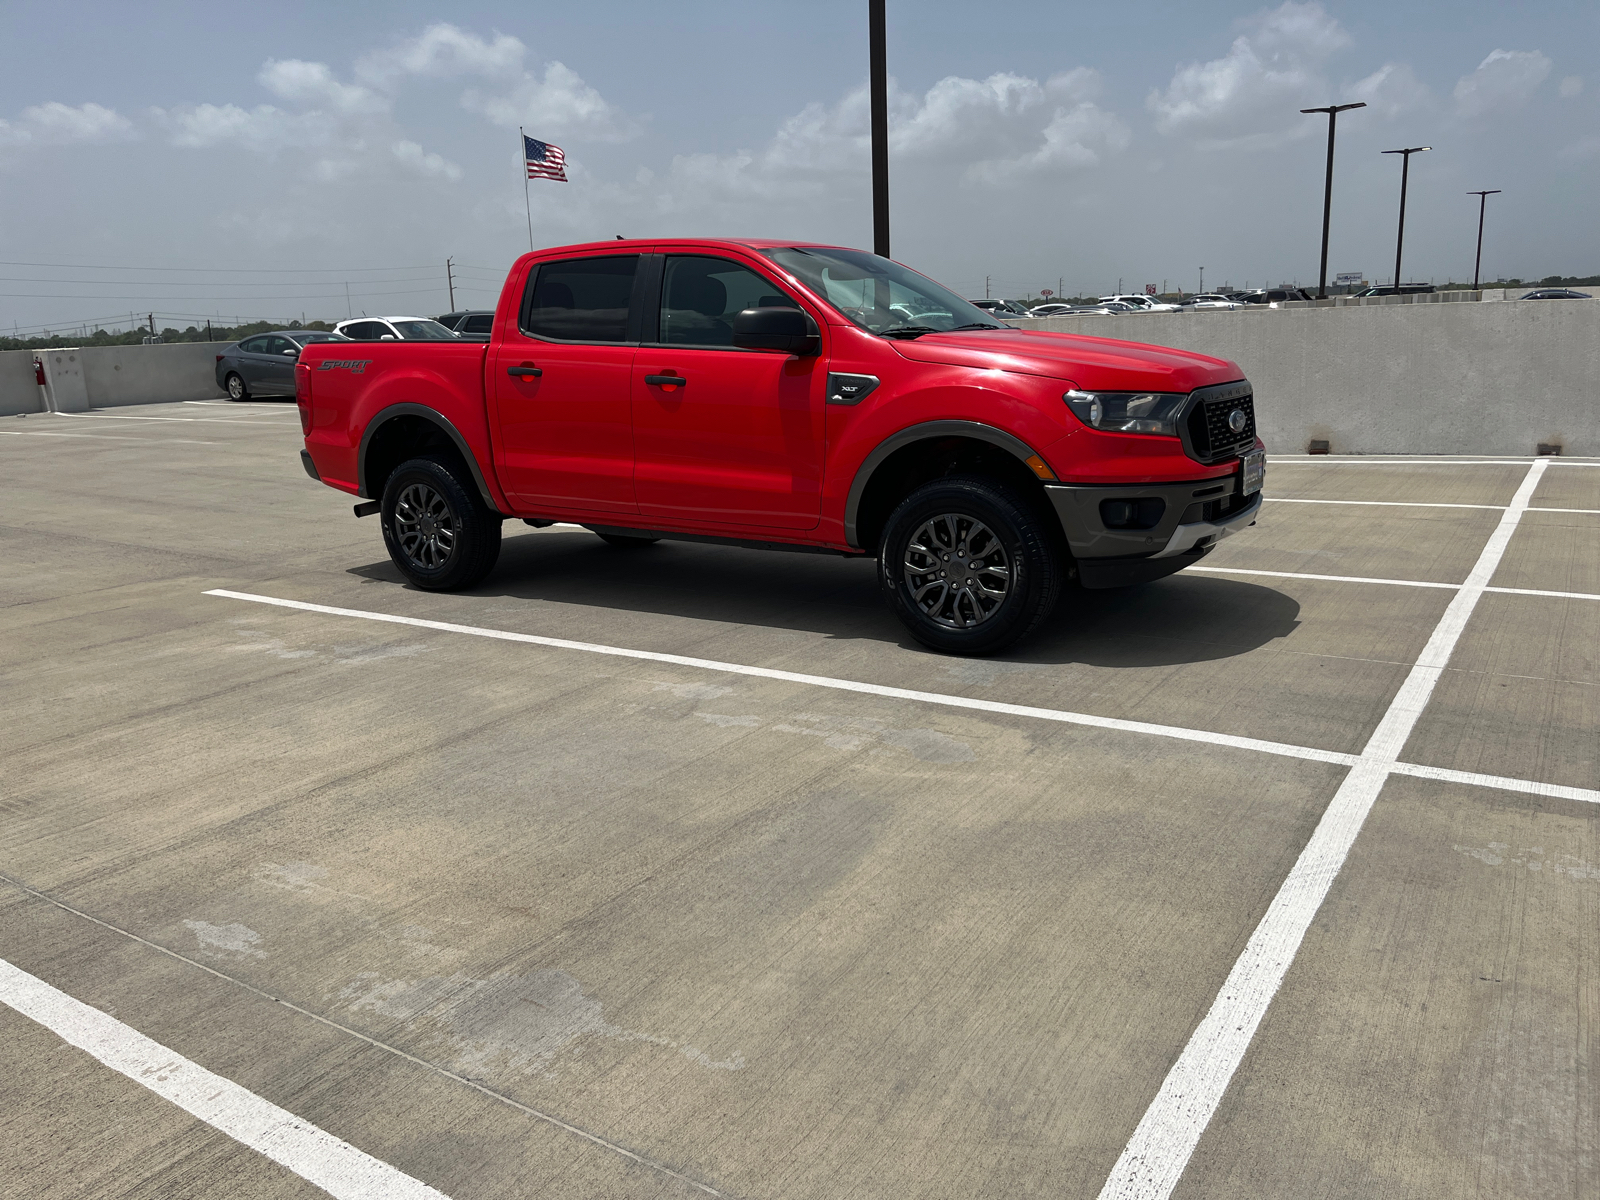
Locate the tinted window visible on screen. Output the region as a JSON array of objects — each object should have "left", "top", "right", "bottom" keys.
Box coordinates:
[
  {"left": 521, "top": 255, "right": 638, "bottom": 342},
  {"left": 265, "top": 335, "right": 294, "bottom": 354},
  {"left": 659, "top": 256, "right": 792, "bottom": 347},
  {"left": 293, "top": 332, "right": 344, "bottom": 344},
  {"left": 463, "top": 314, "right": 493, "bottom": 333},
  {"left": 392, "top": 319, "right": 457, "bottom": 341},
  {"left": 239, "top": 336, "right": 269, "bottom": 353}
]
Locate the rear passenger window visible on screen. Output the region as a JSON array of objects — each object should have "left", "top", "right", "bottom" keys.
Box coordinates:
[
  {"left": 463, "top": 314, "right": 493, "bottom": 334},
  {"left": 659, "top": 256, "right": 791, "bottom": 347},
  {"left": 521, "top": 256, "right": 638, "bottom": 342},
  {"left": 239, "top": 336, "right": 268, "bottom": 353}
]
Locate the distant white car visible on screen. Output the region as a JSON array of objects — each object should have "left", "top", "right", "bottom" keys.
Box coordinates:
[
  {"left": 1180, "top": 294, "right": 1248, "bottom": 311},
  {"left": 969, "top": 298, "right": 1032, "bottom": 317},
  {"left": 1097, "top": 294, "right": 1182, "bottom": 313},
  {"left": 1027, "top": 303, "right": 1078, "bottom": 317},
  {"left": 334, "top": 316, "right": 460, "bottom": 341}
]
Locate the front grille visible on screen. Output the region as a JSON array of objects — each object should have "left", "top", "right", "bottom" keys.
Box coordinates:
[{"left": 1186, "top": 387, "right": 1256, "bottom": 462}]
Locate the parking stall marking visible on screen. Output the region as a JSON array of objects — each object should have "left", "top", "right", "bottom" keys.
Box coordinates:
[
  {"left": 1192, "top": 564, "right": 1600, "bottom": 603},
  {"left": 1095, "top": 456, "right": 1550, "bottom": 1200},
  {"left": 0, "top": 957, "right": 451, "bottom": 1200},
  {"left": 1266, "top": 498, "right": 1599, "bottom": 514},
  {"left": 2, "top": 430, "right": 221, "bottom": 445},
  {"left": 51, "top": 412, "right": 297, "bottom": 426}
]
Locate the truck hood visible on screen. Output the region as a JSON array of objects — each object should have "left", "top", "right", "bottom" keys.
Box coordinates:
[{"left": 888, "top": 327, "right": 1241, "bottom": 392}]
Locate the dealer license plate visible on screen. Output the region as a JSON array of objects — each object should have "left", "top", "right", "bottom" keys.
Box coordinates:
[{"left": 1240, "top": 449, "right": 1265, "bottom": 496}]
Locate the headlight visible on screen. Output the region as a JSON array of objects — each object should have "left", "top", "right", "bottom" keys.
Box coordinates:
[{"left": 1064, "top": 389, "right": 1187, "bottom": 436}]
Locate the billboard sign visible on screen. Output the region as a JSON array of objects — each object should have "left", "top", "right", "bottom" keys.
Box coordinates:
[{"left": 1335, "top": 272, "right": 1363, "bottom": 285}]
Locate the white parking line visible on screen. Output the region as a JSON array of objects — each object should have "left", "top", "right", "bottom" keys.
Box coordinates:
[
  {"left": 1095, "top": 456, "right": 1550, "bottom": 1200},
  {"left": 52, "top": 413, "right": 293, "bottom": 425},
  {"left": 1267, "top": 497, "right": 1505, "bottom": 510},
  {"left": 2, "top": 431, "right": 220, "bottom": 446},
  {"left": 1191, "top": 564, "right": 1600, "bottom": 603},
  {"left": 0, "top": 957, "right": 449, "bottom": 1200},
  {"left": 200, "top": 588, "right": 1359, "bottom": 769}
]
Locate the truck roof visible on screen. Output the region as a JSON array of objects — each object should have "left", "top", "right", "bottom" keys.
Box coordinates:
[{"left": 514, "top": 237, "right": 856, "bottom": 258}]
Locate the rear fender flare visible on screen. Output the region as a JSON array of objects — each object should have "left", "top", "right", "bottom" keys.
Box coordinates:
[
  {"left": 843, "top": 419, "right": 1048, "bottom": 549},
  {"left": 358, "top": 403, "right": 502, "bottom": 512}
]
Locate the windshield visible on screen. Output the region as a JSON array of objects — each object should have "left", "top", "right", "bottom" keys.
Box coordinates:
[
  {"left": 762, "top": 247, "right": 1002, "bottom": 335},
  {"left": 393, "top": 319, "right": 458, "bottom": 341}
]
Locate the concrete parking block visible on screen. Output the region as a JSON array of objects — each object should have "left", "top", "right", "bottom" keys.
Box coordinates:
[{"left": 1169, "top": 774, "right": 1597, "bottom": 1200}]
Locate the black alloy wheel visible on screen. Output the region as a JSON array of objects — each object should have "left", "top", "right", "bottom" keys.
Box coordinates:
[
  {"left": 225, "top": 372, "right": 248, "bottom": 401},
  {"left": 879, "top": 476, "right": 1063, "bottom": 654},
  {"left": 379, "top": 457, "right": 502, "bottom": 590}
]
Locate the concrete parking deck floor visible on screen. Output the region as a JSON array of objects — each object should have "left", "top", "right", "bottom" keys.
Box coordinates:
[{"left": 2, "top": 402, "right": 1596, "bottom": 1200}]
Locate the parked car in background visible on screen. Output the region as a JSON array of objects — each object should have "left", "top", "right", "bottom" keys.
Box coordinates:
[
  {"left": 1180, "top": 294, "right": 1248, "bottom": 311},
  {"left": 969, "top": 298, "right": 1032, "bottom": 317},
  {"left": 215, "top": 329, "right": 349, "bottom": 401},
  {"left": 436, "top": 310, "right": 496, "bottom": 339},
  {"left": 1236, "top": 287, "right": 1315, "bottom": 306},
  {"left": 1097, "top": 294, "right": 1182, "bottom": 313},
  {"left": 1349, "top": 284, "right": 1434, "bottom": 298},
  {"left": 1520, "top": 288, "right": 1592, "bottom": 300},
  {"left": 334, "top": 316, "right": 460, "bottom": 341},
  {"left": 1027, "top": 303, "right": 1078, "bottom": 317}
]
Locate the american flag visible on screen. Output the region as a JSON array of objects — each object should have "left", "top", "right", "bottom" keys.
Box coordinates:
[{"left": 524, "top": 135, "right": 567, "bottom": 182}]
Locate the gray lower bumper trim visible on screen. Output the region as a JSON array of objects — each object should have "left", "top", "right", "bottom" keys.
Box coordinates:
[
  {"left": 1151, "top": 492, "right": 1262, "bottom": 557},
  {"left": 299, "top": 449, "right": 320, "bottom": 481}
]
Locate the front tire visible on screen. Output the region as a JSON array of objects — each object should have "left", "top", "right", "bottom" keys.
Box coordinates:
[
  {"left": 379, "top": 457, "right": 502, "bottom": 590},
  {"left": 225, "top": 373, "right": 248, "bottom": 401},
  {"left": 879, "top": 476, "right": 1063, "bottom": 655}
]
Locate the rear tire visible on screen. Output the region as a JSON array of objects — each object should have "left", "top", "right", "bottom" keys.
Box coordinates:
[
  {"left": 879, "top": 475, "right": 1062, "bottom": 655},
  {"left": 379, "top": 457, "right": 501, "bottom": 590},
  {"left": 596, "top": 533, "right": 660, "bottom": 548},
  {"left": 225, "top": 373, "right": 248, "bottom": 401}
]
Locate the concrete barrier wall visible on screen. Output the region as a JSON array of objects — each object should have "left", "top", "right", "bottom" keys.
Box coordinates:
[
  {"left": 1016, "top": 301, "right": 1599, "bottom": 456},
  {"left": 0, "top": 342, "right": 226, "bottom": 415},
  {"left": 0, "top": 350, "right": 42, "bottom": 416}
]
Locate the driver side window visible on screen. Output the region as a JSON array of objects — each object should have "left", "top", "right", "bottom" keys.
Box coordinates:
[{"left": 659, "top": 256, "right": 793, "bottom": 347}]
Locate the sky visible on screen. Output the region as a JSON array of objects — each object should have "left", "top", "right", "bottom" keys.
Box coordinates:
[{"left": 2, "top": 0, "right": 1597, "bottom": 333}]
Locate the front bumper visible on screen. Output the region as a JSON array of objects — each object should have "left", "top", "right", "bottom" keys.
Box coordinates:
[{"left": 1044, "top": 469, "right": 1261, "bottom": 589}]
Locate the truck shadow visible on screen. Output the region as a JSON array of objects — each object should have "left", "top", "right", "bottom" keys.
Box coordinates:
[{"left": 347, "top": 528, "right": 1300, "bottom": 668}]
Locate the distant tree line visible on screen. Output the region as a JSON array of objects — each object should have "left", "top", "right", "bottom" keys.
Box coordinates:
[{"left": 0, "top": 319, "right": 339, "bottom": 354}]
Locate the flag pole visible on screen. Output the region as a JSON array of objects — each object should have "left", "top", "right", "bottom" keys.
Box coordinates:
[{"left": 519, "top": 126, "right": 534, "bottom": 252}]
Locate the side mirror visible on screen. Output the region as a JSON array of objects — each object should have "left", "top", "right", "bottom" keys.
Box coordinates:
[
  {"left": 380, "top": 334, "right": 397, "bottom": 341},
  {"left": 282, "top": 349, "right": 299, "bottom": 356},
  {"left": 731, "top": 306, "right": 818, "bottom": 354}
]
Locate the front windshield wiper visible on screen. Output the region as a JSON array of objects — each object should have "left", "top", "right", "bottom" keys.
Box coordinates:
[{"left": 879, "top": 322, "right": 1005, "bottom": 339}]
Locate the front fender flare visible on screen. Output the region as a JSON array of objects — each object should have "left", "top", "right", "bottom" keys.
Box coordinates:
[
  {"left": 357, "top": 403, "right": 503, "bottom": 512},
  {"left": 842, "top": 419, "right": 1048, "bottom": 549}
]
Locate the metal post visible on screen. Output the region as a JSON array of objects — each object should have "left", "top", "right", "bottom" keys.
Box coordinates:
[
  {"left": 869, "top": 0, "right": 889, "bottom": 258},
  {"left": 1468, "top": 190, "right": 1501, "bottom": 290},
  {"left": 1384, "top": 146, "right": 1431, "bottom": 289},
  {"left": 1198, "top": 267, "right": 1204, "bottom": 294},
  {"left": 1301, "top": 103, "right": 1365, "bottom": 299},
  {"left": 446, "top": 258, "right": 456, "bottom": 311}
]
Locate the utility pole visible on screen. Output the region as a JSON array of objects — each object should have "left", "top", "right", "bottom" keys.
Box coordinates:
[
  {"left": 1468, "top": 190, "right": 1501, "bottom": 290},
  {"left": 868, "top": 0, "right": 890, "bottom": 258},
  {"left": 446, "top": 257, "right": 456, "bottom": 311},
  {"left": 985, "top": 275, "right": 990, "bottom": 299},
  {"left": 1198, "top": 268, "right": 1204, "bottom": 294},
  {"left": 1383, "top": 145, "right": 1431, "bottom": 288},
  {"left": 148, "top": 313, "right": 155, "bottom": 338},
  {"left": 1058, "top": 276, "right": 1063, "bottom": 299},
  {"left": 344, "top": 282, "right": 353, "bottom": 319},
  {"left": 1301, "top": 103, "right": 1366, "bottom": 299}
]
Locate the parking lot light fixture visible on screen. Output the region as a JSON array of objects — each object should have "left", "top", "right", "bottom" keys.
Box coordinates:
[
  {"left": 1469, "top": 190, "right": 1502, "bottom": 290},
  {"left": 1383, "top": 146, "right": 1431, "bottom": 288},
  {"left": 1301, "top": 103, "right": 1366, "bottom": 299},
  {"left": 869, "top": 0, "right": 889, "bottom": 258}
]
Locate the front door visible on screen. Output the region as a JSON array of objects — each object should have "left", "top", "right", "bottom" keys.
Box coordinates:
[
  {"left": 261, "top": 334, "right": 297, "bottom": 394},
  {"left": 631, "top": 254, "right": 825, "bottom": 530},
  {"left": 489, "top": 254, "right": 641, "bottom": 515}
]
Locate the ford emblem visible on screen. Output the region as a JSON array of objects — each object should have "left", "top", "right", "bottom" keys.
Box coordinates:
[{"left": 1227, "top": 408, "right": 1247, "bottom": 433}]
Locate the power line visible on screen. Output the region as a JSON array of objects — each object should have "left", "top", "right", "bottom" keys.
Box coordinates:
[{"left": 0, "top": 259, "right": 448, "bottom": 274}]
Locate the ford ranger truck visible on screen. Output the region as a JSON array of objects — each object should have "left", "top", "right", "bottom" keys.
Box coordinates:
[{"left": 297, "top": 240, "right": 1263, "bottom": 655}]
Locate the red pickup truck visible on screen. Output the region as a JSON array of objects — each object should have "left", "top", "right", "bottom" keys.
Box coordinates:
[{"left": 297, "top": 239, "right": 1263, "bottom": 653}]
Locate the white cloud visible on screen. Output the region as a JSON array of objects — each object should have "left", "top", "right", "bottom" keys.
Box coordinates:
[
  {"left": 1453, "top": 49, "right": 1552, "bottom": 117},
  {"left": 159, "top": 102, "right": 293, "bottom": 148},
  {"left": 1148, "top": 2, "right": 1350, "bottom": 149},
  {"left": 258, "top": 59, "right": 385, "bottom": 115},
  {"left": 0, "top": 101, "right": 132, "bottom": 147},
  {"left": 1559, "top": 75, "right": 1583, "bottom": 99},
  {"left": 356, "top": 24, "right": 523, "bottom": 86},
  {"left": 391, "top": 139, "right": 462, "bottom": 180},
  {"left": 462, "top": 60, "right": 636, "bottom": 141},
  {"left": 1342, "top": 62, "right": 1431, "bottom": 119}
]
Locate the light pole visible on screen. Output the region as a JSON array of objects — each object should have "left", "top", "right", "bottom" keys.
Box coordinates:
[
  {"left": 1301, "top": 102, "right": 1366, "bottom": 299},
  {"left": 868, "top": 0, "right": 889, "bottom": 258},
  {"left": 1198, "top": 267, "right": 1204, "bottom": 294},
  {"left": 1383, "top": 145, "right": 1431, "bottom": 288},
  {"left": 1468, "top": 190, "right": 1501, "bottom": 290}
]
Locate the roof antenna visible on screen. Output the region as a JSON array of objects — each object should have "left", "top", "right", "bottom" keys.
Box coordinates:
[{"left": 616, "top": 234, "right": 625, "bottom": 239}]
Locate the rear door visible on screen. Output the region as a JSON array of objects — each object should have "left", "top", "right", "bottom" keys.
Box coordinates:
[
  {"left": 488, "top": 253, "right": 642, "bottom": 515},
  {"left": 631, "top": 253, "right": 825, "bottom": 530},
  {"left": 261, "top": 334, "right": 297, "bottom": 394}
]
